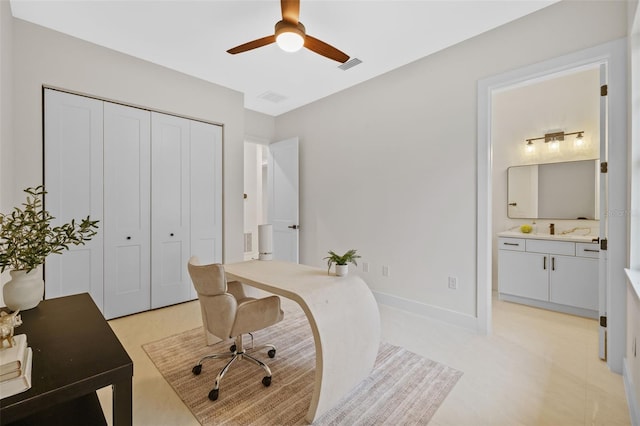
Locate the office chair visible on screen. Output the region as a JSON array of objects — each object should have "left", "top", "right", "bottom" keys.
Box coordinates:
[{"left": 187, "top": 257, "right": 284, "bottom": 401}]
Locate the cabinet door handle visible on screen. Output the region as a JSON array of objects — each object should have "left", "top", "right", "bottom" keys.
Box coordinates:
[
  {"left": 126, "top": 236, "right": 131, "bottom": 240},
  {"left": 543, "top": 257, "right": 547, "bottom": 270},
  {"left": 584, "top": 249, "right": 599, "bottom": 253},
  {"left": 170, "top": 233, "right": 174, "bottom": 237},
  {"left": 504, "top": 242, "right": 520, "bottom": 246},
  {"left": 552, "top": 257, "right": 555, "bottom": 271}
]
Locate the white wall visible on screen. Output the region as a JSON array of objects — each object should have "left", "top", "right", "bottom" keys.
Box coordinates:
[
  {"left": 492, "top": 68, "right": 600, "bottom": 289},
  {"left": 3, "top": 17, "right": 246, "bottom": 295},
  {"left": 274, "top": 0, "right": 627, "bottom": 322},
  {"left": 0, "top": 1, "right": 14, "bottom": 294},
  {"left": 630, "top": 0, "right": 640, "bottom": 272},
  {"left": 245, "top": 109, "right": 276, "bottom": 142},
  {"left": 0, "top": 1, "right": 12, "bottom": 214}
]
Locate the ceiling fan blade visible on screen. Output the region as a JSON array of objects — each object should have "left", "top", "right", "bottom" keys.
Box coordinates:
[
  {"left": 227, "top": 35, "right": 276, "bottom": 55},
  {"left": 304, "top": 35, "right": 349, "bottom": 63},
  {"left": 281, "top": 0, "right": 300, "bottom": 23}
]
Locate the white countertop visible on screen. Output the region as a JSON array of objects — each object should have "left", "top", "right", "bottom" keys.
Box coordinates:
[
  {"left": 497, "top": 230, "right": 599, "bottom": 244},
  {"left": 626, "top": 269, "right": 640, "bottom": 301}
]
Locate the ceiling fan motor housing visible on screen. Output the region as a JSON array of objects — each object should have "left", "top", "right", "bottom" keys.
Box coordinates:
[{"left": 275, "top": 20, "right": 306, "bottom": 39}]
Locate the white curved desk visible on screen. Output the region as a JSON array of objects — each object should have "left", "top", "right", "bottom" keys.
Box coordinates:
[{"left": 224, "top": 260, "right": 381, "bottom": 423}]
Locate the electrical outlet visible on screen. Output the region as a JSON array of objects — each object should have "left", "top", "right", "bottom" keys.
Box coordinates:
[
  {"left": 448, "top": 276, "right": 458, "bottom": 289},
  {"left": 382, "top": 265, "right": 390, "bottom": 277},
  {"left": 362, "top": 262, "right": 369, "bottom": 273}
]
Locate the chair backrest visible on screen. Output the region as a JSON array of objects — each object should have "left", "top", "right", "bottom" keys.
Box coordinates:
[
  {"left": 187, "top": 256, "right": 227, "bottom": 296},
  {"left": 187, "top": 256, "right": 237, "bottom": 339}
]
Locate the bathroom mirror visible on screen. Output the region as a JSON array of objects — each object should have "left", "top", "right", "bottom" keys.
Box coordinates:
[{"left": 507, "top": 159, "right": 599, "bottom": 220}]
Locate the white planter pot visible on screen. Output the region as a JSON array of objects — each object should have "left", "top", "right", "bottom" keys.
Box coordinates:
[
  {"left": 3, "top": 268, "right": 44, "bottom": 311},
  {"left": 335, "top": 264, "right": 349, "bottom": 277}
]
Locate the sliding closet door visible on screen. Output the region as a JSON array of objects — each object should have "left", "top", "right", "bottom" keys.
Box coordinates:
[
  {"left": 151, "top": 112, "right": 191, "bottom": 308},
  {"left": 189, "top": 120, "right": 223, "bottom": 299},
  {"left": 103, "top": 103, "right": 151, "bottom": 319},
  {"left": 44, "top": 89, "right": 104, "bottom": 308}
]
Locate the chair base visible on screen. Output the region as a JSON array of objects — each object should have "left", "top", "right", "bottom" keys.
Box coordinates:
[{"left": 192, "top": 333, "right": 277, "bottom": 401}]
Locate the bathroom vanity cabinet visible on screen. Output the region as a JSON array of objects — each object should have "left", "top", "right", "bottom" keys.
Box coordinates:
[{"left": 498, "top": 234, "right": 599, "bottom": 318}]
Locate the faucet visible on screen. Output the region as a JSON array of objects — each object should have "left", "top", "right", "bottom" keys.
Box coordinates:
[{"left": 549, "top": 223, "right": 555, "bottom": 235}]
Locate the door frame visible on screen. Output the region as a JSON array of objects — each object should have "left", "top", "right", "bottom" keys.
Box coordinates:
[{"left": 477, "top": 38, "right": 627, "bottom": 372}]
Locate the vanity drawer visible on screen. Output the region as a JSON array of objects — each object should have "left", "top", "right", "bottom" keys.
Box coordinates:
[
  {"left": 498, "top": 237, "right": 525, "bottom": 251},
  {"left": 526, "top": 239, "right": 575, "bottom": 256},
  {"left": 576, "top": 243, "right": 600, "bottom": 258}
]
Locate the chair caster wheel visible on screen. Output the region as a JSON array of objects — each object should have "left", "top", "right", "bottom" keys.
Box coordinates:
[
  {"left": 208, "top": 388, "right": 219, "bottom": 401},
  {"left": 230, "top": 344, "right": 236, "bottom": 353},
  {"left": 268, "top": 349, "right": 276, "bottom": 358},
  {"left": 192, "top": 365, "right": 202, "bottom": 375},
  {"left": 262, "top": 376, "right": 272, "bottom": 387}
]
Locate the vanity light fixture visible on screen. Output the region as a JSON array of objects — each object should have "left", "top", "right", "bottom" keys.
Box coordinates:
[
  {"left": 524, "top": 130, "right": 585, "bottom": 151},
  {"left": 574, "top": 132, "right": 585, "bottom": 147},
  {"left": 525, "top": 140, "right": 535, "bottom": 153}
]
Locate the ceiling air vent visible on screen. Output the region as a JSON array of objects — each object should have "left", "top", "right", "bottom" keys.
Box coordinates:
[
  {"left": 258, "top": 91, "right": 288, "bottom": 103},
  {"left": 338, "top": 58, "right": 362, "bottom": 71}
]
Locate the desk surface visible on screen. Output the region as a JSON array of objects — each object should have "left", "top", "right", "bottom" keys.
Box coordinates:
[
  {"left": 224, "top": 260, "right": 380, "bottom": 423},
  {"left": 0, "top": 293, "right": 133, "bottom": 425}
]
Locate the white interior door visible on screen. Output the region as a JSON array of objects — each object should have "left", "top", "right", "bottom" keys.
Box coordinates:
[
  {"left": 189, "top": 120, "right": 223, "bottom": 299},
  {"left": 598, "top": 63, "right": 609, "bottom": 360},
  {"left": 44, "top": 89, "right": 104, "bottom": 309},
  {"left": 151, "top": 112, "right": 191, "bottom": 308},
  {"left": 103, "top": 102, "right": 151, "bottom": 319},
  {"left": 267, "top": 138, "right": 299, "bottom": 263}
]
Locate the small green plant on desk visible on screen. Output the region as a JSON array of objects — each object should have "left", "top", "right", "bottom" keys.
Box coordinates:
[{"left": 324, "top": 249, "right": 361, "bottom": 276}]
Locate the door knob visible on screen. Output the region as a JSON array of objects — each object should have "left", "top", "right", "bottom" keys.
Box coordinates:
[{"left": 288, "top": 225, "right": 299, "bottom": 230}]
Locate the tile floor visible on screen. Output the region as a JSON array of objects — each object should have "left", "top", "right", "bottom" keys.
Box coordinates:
[{"left": 97, "top": 294, "right": 630, "bottom": 425}]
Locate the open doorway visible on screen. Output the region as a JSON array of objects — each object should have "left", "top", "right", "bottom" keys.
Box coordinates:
[
  {"left": 243, "top": 138, "right": 300, "bottom": 263},
  {"left": 477, "top": 39, "right": 627, "bottom": 373},
  {"left": 491, "top": 65, "right": 601, "bottom": 306},
  {"left": 243, "top": 141, "right": 269, "bottom": 260}
]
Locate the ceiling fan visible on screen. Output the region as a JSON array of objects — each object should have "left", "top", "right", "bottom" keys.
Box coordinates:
[{"left": 226, "top": 0, "right": 350, "bottom": 63}]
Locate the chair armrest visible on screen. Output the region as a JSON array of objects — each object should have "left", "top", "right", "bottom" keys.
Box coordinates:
[
  {"left": 231, "top": 296, "right": 284, "bottom": 337},
  {"left": 199, "top": 293, "right": 238, "bottom": 339}
]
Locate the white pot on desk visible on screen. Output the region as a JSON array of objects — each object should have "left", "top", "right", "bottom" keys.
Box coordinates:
[{"left": 335, "top": 264, "right": 348, "bottom": 277}]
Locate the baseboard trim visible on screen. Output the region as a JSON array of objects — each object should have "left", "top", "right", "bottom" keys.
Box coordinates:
[
  {"left": 498, "top": 293, "right": 598, "bottom": 320},
  {"left": 372, "top": 290, "right": 477, "bottom": 331},
  {"left": 624, "top": 357, "right": 640, "bottom": 426}
]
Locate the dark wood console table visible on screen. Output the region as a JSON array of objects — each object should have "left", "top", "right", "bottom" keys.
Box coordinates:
[{"left": 0, "top": 293, "right": 133, "bottom": 425}]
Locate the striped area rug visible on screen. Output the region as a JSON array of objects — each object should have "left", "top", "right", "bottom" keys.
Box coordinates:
[{"left": 142, "top": 308, "right": 462, "bottom": 425}]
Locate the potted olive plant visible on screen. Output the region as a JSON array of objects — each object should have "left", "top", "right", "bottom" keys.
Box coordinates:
[
  {"left": 324, "top": 249, "right": 361, "bottom": 277},
  {"left": 0, "top": 186, "right": 99, "bottom": 311}
]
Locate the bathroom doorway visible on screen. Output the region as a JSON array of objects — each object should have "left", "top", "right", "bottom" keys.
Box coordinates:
[{"left": 477, "top": 39, "right": 627, "bottom": 372}]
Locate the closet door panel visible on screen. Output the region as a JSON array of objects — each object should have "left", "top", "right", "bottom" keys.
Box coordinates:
[
  {"left": 44, "top": 89, "right": 104, "bottom": 309},
  {"left": 189, "top": 120, "right": 223, "bottom": 299},
  {"left": 151, "top": 112, "right": 191, "bottom": 308},
  {"left": 104, "top": 102, "right": 151, "bottom": 319}
]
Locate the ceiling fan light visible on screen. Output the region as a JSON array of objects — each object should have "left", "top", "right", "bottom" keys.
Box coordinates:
[{"left": 276, "top": 31, "right": 304, "bottom": 52}]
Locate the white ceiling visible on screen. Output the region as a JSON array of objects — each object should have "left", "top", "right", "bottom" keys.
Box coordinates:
[{"left": 9, "top": 0, "right": 559, "bottom": 116}]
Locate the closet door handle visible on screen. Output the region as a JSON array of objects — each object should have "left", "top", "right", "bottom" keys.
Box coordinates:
[
  {"left": 551, "top": 257, "right": 555, "bottom": 271},
  {"left": 543, "top": 257, "right": 547, "bottom": 270}
]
